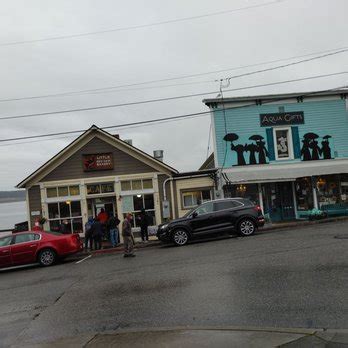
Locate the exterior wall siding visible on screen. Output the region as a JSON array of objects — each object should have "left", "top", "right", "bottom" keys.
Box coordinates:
[
  {"left": 27, "top": 185, "right": 42, "bottom": 228},
  {"left": 213, "top": 99, "right": 348, "bottom": 167},
  {"left": 42, "top": 137, "right": 157, "bottom": 182}
]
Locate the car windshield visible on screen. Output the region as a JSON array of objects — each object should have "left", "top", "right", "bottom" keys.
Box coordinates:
[{"left": 183, "top": 207, "right": 196, "bottom": 218}]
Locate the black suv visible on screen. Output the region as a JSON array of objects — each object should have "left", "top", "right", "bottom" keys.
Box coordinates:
[{"left": 157, "top": 198, "right": 265, "bottom": 246}]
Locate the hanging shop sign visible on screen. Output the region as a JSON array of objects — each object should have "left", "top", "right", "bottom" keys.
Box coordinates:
[
  {"left": 82, "top": 153, "right": 114, "bottom": 171},
  {"left": 260, "top": 112, "right": 304, "bottom": 127}
]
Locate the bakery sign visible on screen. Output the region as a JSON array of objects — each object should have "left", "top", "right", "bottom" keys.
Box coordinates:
[
  {"left": 82, "top": 153, "right": 113, "bottom": 171},
  {"left": 260, "top": 112, "right": 304, "bottom": 127}
]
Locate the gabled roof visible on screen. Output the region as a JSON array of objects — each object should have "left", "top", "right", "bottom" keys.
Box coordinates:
[
  {"left": 199, "top": 153, "right": 215, "bottom": 170},
  {"left": 17, "top": 125, "right": 178, "bottom": 188}
]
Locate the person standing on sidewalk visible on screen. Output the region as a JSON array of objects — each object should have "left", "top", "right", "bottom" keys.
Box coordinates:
[
  {"left": 108, "top": 214, "right": 120, "bottom": 248},
  {"left": 91, "top": 218, "right": 103, "bottom": 250},
  {"left": 138, "top": 208, "right": 150, "bottom": 242},
  {"left": 84, "top": 217, "right": 94, "bottom": 251},
  {"left": 122, "top": 213, "right": 135, "bottom": 258}
]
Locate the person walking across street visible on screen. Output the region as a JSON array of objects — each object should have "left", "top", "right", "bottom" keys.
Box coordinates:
[
  {"left": 122, "top": 213, "right": 135, "bottom": 258},
  {"left": 84, "top": 217, "right": 94, "bottom": 251},
  {"left": 138, "top": 208, "right": 150, "bottom": 242},
  {"left": 108, "top": 214, "right": 120, "bottom": 248},
  {"left": 90, "top": 218, "right": 103, "bottom": 250}
]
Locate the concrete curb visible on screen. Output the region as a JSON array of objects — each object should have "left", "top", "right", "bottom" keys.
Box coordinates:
[{"left": 17, "top": 326, "right": 348, "bottom": 347}]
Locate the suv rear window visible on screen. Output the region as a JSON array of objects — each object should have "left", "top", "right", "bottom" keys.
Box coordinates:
[{"left": 214, "top": 200, "right": 243, "bottom": 211}]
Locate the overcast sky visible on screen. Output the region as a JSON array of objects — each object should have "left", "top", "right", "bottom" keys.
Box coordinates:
[{"left": 0, "top": 0, "right": 347, "bottom": 190}]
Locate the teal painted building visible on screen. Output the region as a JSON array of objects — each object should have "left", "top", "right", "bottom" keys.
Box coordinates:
[{"left": 204, "top": 90, "right": 348, "bottom": 222}]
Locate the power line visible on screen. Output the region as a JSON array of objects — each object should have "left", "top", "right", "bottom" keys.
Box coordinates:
[
  {"left": 1, "top": 70, "right": 347, "bottom": 122},
  {"left": 1, "top": 84, "right": 347, "bottom": 144},
  {"left": 0, "top": 0, "right": 287, "bottom": 47},
  {"left": 223, "top": 48, "right": 348, "bottom": 81},
  {"left": 1, "top": 44, "right": 348, "bottom": 103}
]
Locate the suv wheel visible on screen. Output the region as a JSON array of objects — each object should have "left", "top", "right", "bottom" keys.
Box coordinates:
[
  {"left": 38, "top": 249, "right": 56, "bottom": 267},
  {"left": 238, "top": 219, "right": 256, "bottom": 236},
  {"left": 172, "top": 229, "right": 189, "bottom": 246}
]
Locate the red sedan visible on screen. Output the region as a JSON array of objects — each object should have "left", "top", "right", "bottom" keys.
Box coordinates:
[{"left": 0, "top": 231, "right": 83, "bottom": 268}]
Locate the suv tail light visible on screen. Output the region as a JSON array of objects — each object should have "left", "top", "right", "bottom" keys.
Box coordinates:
[{"left": 254, "top": 205, "right": 262, "bottom": 214}]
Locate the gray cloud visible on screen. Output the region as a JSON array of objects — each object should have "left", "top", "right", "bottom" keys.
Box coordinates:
[{"left": 0, "top": 0, "right": 347, "bottom": 189}]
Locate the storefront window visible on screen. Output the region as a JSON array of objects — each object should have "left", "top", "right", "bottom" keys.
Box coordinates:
[
  {"left": 48, "top": 203, "right": 59, "bottom": 219},
  {"left": 86, "top": 183, "right": 114, "bottom": 195},
  {"left": 47, "top": 200, "right": 82, "bottom": 233},
  {"left": 120, "top": 179, "right": 154, "bottom": 191},
  {"left": 58, "top": 186, "right": 69, "bottom": 197},
  {"left": 69, "top": 186, "right": 80, "bottom": 196},
  {"left": 295, "top": 178, "right": 313, "bottom": 211},
  {"left": 182, "top": 189, "right": 212, "bottom": 209},
  {"left": 121, "top": 181, "right": 131, "bottom": 191},
  {"left": 143, "top": 179, "right": 153, "bottom": 189},
  {"left": 223, "top": 184, "right": 259, "bottom": 205},
  {"left": 47, "top": 185, "right": 80, "bottom": 198},
  {"left": 144, "top": 194, "right": 154, "bottom": 210},
  {"left": 101, "top": 183, "right": 114, "bottom": 193},
  {"left": 59, "top": 202, "right": 70, "bottom": 218},
  {"left": 86, "top": 184, "right": 101, "bottom": 195},
  {"left": 47, "top": 187, "right": 58, "bottom": 198},
  {"left": 340, "top": 174, "right": 348, "bottom": 203},
  {"left": 132, "top": 180, "right": 142, "bottom": 190},
  {"left": 122, "top": 194, "right": 156, "bottom": 227},
  {"left": 133, "top": 195, "right": 144, "bottom": 211},
  {"left": 316, "top": 175, "right": 340, "bottom": 207}
]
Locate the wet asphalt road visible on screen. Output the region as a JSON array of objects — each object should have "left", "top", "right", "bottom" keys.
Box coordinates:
[{"left": 1, "top": 221, "right": 347, "bottom": 347}]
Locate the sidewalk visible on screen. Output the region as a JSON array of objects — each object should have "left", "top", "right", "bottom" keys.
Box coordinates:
[
  {"left": 81, "top": 216, "right": 348, "bottom": 257},
  {"left": 19, "top": 327, "right": 348, "bottom": 347}
]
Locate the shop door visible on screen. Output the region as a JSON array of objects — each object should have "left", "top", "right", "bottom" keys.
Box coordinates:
[
  {"left": 263, "top": 183, "right": 295, "bottom": 222},
  {"left": 278, "top": 182, "right": 295, "bottom": 220}
]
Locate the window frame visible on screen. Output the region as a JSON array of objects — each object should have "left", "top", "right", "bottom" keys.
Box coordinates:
[
  {"left": 273, "top": 126, "right": 294, "bottom": 161},
  {"left": 181, "top": 189, "right": 212, "bottom": 209}
]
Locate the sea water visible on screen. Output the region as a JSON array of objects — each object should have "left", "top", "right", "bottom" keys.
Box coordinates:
[{"left": 0, "top": 201, "right": 27, "bottom": 230}]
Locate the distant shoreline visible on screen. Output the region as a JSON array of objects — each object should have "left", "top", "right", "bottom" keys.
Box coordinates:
[{"left": 0, "top": 198, "right": 26, "bottom": 204}]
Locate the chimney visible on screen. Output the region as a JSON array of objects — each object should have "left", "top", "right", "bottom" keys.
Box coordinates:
[
  {"left": 153, "top": 150, "right": 164, "bottom": 162},
  {"left": 124, "top": 139, "right": 133, "bottom": 146},
  {"left": 113, "top": 134, "right": 120, "bottom": 139}
]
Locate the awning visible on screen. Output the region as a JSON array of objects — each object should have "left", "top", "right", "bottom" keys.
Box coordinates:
[{"left": 222, "top": 159, "right": 348, "bottom": 184}]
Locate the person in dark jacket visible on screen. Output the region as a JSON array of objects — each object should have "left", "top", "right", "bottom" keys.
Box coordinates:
[
  {"left": 108, "top": 214, "right": 120, "bottom": 248},
  {"left": 84, "top": 217, "right": 94, "bottom": 251},
  {"left": 138, "top": 208, "right": 150, "bottom": 242},
  {"left": 90, "top": 218, "right": 103, "bottom": 250}
]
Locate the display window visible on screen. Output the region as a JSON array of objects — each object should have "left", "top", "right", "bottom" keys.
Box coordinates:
[
  {"left": 122, "top": 194, "right": 156, "bottom": 227},
  {"left": 223, "top": 184, "right": 259, "bottom": 205},
  {"left": 316, "top": 175, "right": 340, "bottom": 207},
  {"left": 47, "top": 200, "right": 83, "bottom": 233},
  {"left": 295, "top": 178, "right": 314, "bottom": 211}
]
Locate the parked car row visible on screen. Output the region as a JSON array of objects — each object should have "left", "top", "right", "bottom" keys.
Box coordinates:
[{"left": 1, "top": 198, "right": 264, "bottom": 269}]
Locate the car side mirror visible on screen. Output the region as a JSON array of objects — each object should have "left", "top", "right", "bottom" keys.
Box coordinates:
[{"left": 192, "top": 212, "right": 198, "bottom": 218}]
